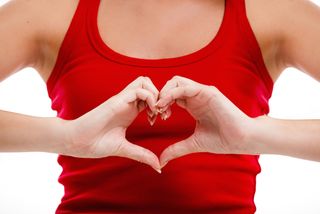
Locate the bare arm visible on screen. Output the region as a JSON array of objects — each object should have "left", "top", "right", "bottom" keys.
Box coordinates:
[
  {"left": 250, "top": 0, "right": 320, "bottom": 161},
  {"left": 0, "top": 0, "right": 69, "bottom": 153},
  {"left": 154, "top": 0, "right": 320, "bottom": 165},
  {"left": 0, "top": 1, "right": 160, "bottom": 171},
  {"left": 0, "top": 0, "right": 40, "bottom": 80}
]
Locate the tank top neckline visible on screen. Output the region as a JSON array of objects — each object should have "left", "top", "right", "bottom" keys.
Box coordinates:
[{"left": 87, "top": 0, "right": 230, "bottom": 68}]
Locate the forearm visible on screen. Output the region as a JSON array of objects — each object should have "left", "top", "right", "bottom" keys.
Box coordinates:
[
  {"left": 249, "top": 115, "right": 320, "bottom": 161},
  {"left": 0, "top": 110, "right": 69, "bottom": 154}
]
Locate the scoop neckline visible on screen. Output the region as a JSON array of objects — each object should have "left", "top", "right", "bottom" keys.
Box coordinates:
[{"left": 87, "top": 0, "right": 229, "bottom": 67}]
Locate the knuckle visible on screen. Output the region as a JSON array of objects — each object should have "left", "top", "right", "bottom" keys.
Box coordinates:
[
  {"left": 169, "top": 91, "right": 176, "bottom": 100},
  {"left": 172, "top": 75, "right": 181, "bottom": 80},
  {"left": 137, "top": 87, "right": 146, "bottom": 94},
  {"left": 161, "top": 92, "right": 167, "bottom": 98},
  {"left": 136, "top": 76, "right": 146, "bottom": 83},
  {"left": 143, "top": 76, "right": 152, "bottom": 82},
  {"left": 135, "top": 87, "right": 142, "bottom": 93},
  {"left": 208, "top": 85, "right": 219, "bottom": 93}
]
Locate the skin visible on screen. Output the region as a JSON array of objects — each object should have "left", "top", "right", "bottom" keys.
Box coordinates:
[{"left": 0, "top": 0, "right": 320, "bottom": 173}]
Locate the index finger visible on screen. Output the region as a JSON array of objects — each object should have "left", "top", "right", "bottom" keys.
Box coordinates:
[{"left": 159, "top": 76, "right": 195, "bottom": 99}]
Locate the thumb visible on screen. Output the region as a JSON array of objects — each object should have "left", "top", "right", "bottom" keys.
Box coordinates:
[
  {"left": 114, "top": 140, "right": 161, "bottom": 173},
  {"left": 159, "top": 135, "right": 199, "bottom": 168}
]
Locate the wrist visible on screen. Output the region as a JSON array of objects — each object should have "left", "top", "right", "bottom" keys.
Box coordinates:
[
  {"left": 245, "top": 115, "right": 271, "bottom": 155},
  {"left": 46, "top": 117, "right": 72, "bottom": 155}
]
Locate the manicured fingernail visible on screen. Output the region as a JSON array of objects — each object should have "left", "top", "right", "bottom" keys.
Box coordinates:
[
  {"left": 151, "top": 105, "right": 157, "bottom": 113},
  {"left": 161, "top": 110, "right": 169, "bottom": 120},
  {"left": 161, "top": 113, "right": 165, "bottom": 120},
  {"left": 163, "top": 113, "right": 168, "bottom": 120}
]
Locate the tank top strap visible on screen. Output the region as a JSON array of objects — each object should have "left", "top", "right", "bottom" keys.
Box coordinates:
[
  {"left": 47, "top": 0, "right": 91, "bottom": 92},
  {"left": 229, "top": 0, "right": 274, "bottom": 93}
]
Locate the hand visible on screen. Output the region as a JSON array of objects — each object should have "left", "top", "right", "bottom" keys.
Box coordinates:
[
  {"left": 156, "top": 76, "right": 254, "bottom": 168},
  {"left": 64, "top": 76, "right": 161, "bottom": 173}
]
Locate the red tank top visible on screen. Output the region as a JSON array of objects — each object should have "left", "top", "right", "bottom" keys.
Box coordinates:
[{"left": 47, "top": 0, "right": 273, "bottom": 213}]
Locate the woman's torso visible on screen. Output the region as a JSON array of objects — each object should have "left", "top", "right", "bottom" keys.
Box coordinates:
[{"left": 34, "top": 0, "right": 283, "bottom": 213}]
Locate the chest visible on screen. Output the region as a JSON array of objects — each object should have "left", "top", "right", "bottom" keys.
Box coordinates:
[{"left": 98, "top": 0, "right": 225, "bottom": 59}]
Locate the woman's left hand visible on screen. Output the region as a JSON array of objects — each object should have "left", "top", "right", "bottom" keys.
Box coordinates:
[{"left": 156, "top": 76, "right": 255, "bottom": 168}]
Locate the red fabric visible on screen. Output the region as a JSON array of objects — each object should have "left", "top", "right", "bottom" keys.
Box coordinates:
[{"left": 47, "top": 0, "right": 273, "bottom": 213}]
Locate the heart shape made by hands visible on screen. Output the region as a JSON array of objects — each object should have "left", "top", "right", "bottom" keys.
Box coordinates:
[{"left": 128, "top": 75, "right": 249, "bottom": 173}]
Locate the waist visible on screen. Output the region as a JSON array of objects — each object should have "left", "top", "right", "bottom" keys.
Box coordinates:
[{"left": 56, "top": 147, "right": 260, "bottom": 213}]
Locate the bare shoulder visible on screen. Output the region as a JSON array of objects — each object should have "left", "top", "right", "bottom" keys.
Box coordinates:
[
  {"left": 0, "top": 0, "right": 79, "bottom": 81},
  {"left": 34, "top": 0, "right": 80, "bottom": 81},
  {"left": 245, "top": 0, "right": 320, "bottom": 81}
]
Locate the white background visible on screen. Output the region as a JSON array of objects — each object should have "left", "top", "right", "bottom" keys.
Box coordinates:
[{"left": 1, "top": 0, "right": 320, "bottom": 213}]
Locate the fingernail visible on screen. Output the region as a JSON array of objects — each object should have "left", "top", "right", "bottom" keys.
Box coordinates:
[
  {"left": 161, "top": 111, "right": 169, "bottom": 120},
  {"left": 156, "top": 169, "right": 162, "bottom": 174},
  {"left": 161, "top": 113, "right": 165, "bottom": 120},
  {"left": 163, "top": 113, "right": 168, "bottom": 120},
  {"left": 151, "top": 105, "right": 157, "bottom": 113}
]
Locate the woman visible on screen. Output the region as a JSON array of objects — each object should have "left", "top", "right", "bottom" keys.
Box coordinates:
[{"left": 0, "top": 0, "right": 319, "bottom": 213}]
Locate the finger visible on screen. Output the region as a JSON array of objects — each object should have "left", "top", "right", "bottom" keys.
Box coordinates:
[
  {"left": 147, "top": 113, "right": 157, "bottom": 126},
  {"left": 115, "top": 141, "right": 161, "bottom": 173},
  {"left": 159, "top": 135, "right": 200, "bottom": 168},
  {"left": 160, "top": 107, "right": 172, "bottom": 121},
  {"left": 159, "top": 76, "right": 195, "bottom": 99},
  {"left": 141, "top": 76, "right": 160, "bottom": 99},
  {"left": 136, "top": 88, "right": 157, "bottom": 112},
  {"left": 176, "top": 98, "right": 187, "bottom": 109},
  {"left": 137, "top": 100, "right": 147, "bottom": 113},
  {"left": 124, "top": 76, "right": 159, "bottom": 103},
  {"left": 123, "top": 76, "right": 147, "bottom": 90},
  {"left": 124, "top": 88, "right": 157, "bottom": 112},
  {"left": 147, "top": 108, "right": 158, "bottom": 117},
  {"left": 147, "top": 108, "right": 158, "bottom": 126},
  {"left": 156, "top": 85, "right": 201, "bottom": 108},
  {"left": 156, "top": 102, "right": 171, "bottom": 114}
]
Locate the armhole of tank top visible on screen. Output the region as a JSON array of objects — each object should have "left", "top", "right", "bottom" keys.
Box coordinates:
[
  {"left": 237, "top": 0, "right": 274, "bottom": 97},
  {"left": 46, "top": 0, "right": 86, "bottom": 94}
]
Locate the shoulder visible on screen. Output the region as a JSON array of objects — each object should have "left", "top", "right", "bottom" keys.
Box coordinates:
[
  {"left": 0, "top": 0, "right": 80, "bottom": 80},
  {"left": 36, "top": 0, "right": 80, "bottom": 80},
  {"left": 0, "top": 0, "right": 78, "bottom": 43},
  {"left": 243, "top": 0, "right": 320, "bottom": 80}
]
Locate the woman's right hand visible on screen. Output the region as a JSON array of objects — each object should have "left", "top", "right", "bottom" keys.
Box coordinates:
[{"left": 63, "top": 76, "right": 161, "bottom": 173}]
